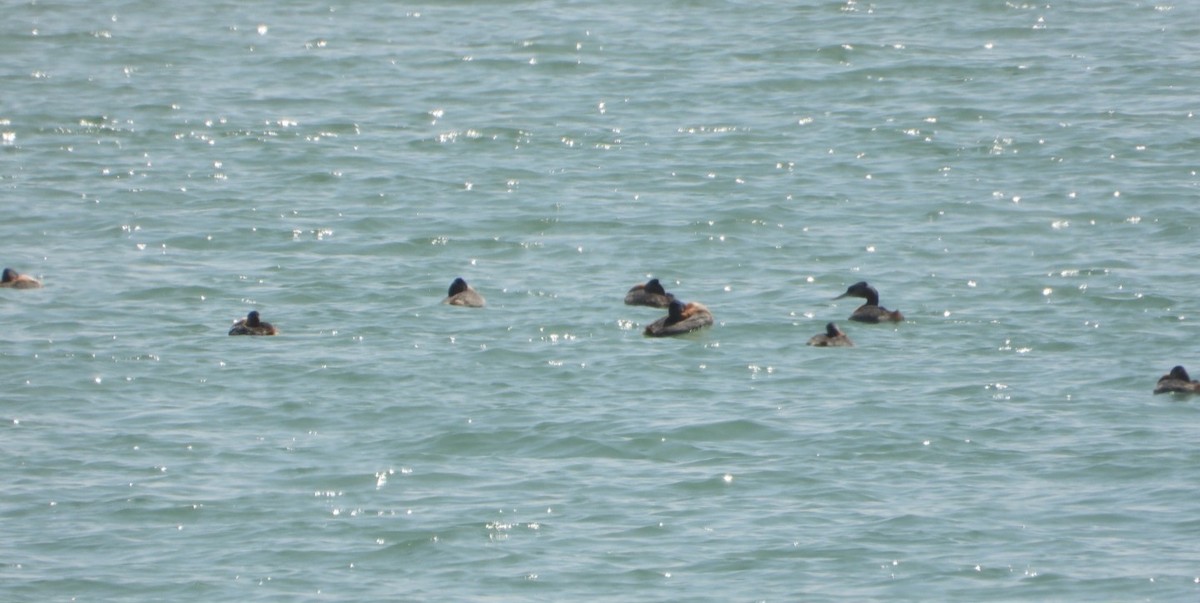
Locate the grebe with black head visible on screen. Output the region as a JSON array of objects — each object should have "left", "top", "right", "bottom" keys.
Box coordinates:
[
  {"left": 229, "top": 310, "right": 278, "bottom": 336},
  {"left": 644, "top": 300, "right": 714, "bottom": 337},
  {"left": 807, "top": 322, "right": 853, "bottom": 347},
  {"left": 624, "top": 278, "right": 676, "bottom": 308},
  {"left": 443, "top": 277, "right": 485, "bottom": 307},
  {"left": 0, "top": 267, "right": 42, "bottom": 289},
  {"left": 835, "top": 281, "right": 903, "bottom": 323},
  {"left": 1154, "top": 365, "right": 1200, "bottom": 394}
]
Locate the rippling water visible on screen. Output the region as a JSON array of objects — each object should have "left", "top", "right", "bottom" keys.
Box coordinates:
[{"left": 4, "top": 1, "right": 1200, "bottom": 601}]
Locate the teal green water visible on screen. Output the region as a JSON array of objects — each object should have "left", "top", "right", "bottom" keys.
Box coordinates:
[{"left": 3, "top": 1, "right": 1200, "bottom": 601}]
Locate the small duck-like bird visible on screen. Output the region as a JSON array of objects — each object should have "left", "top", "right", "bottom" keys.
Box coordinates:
[
  {"left": 644, "top": 300, "right": 714, "bottom": 337},
  {"left": 624, "top": 278, "right": 676, "bottom": 308},
  {"left": 229, "top": 310, "right": 278, "bottom": 336},
  {"left": 1, "top": 267, "right": 42, "bottom": 289},
  {"left": 443, "top": 277, "right": 485, "bottom": 307},
  {"left": 1154, "top": 365, "right": 1200, "bottom": 394},
  {"left": 835, "top": 281, "right": 903, "bottom": 323},
  {"left": 808, "top": 322, "right": 853, "bottom": 347}
]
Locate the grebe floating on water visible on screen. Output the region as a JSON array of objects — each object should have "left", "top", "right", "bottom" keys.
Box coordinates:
[
  {"left": 624, "top": 278, "right": 676, "bottom": 308},
  {"left": 807, "top": 322, "right": 853, "bottom": 347},
  {"left": 835, "top": 281, "right": 903, "bottom": 323},
  {"left": 1154, "top": 365, "right": 1200, "bottom": 394},
  {"left": 443, "top": 277, "right": 485, "bottom": 307},
  {"left": 229, "top": 310, "right": 277, "bottom": 336},
  {"left": 1, "top": 267, "right": 42, "bottom": 289},
  {"left": 644, "top": 300, "right": 713, "bottom": 337}
]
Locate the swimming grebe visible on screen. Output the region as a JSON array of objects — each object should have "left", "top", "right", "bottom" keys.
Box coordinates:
[
  {"left": 644, "top": 300, "right": 714, "bottom": 337},
  {"left": 807, "top": 322, "right": 853, "bottom": 347},
  {"left": 443, "top": 277, "right": 485, "bottom": 307},
  {"left": 624, "top": 278, "right": 676, "bottom": 308},
  {"left": 1154, "top": 365, "right": 1200, "bottom": 394},
  {"left": 835, "top": 281, "right": 903, "bottom": 323},
  {"left": 0, "top": 267, "right": 42, "bottom": 289},
  {"left": 229, "top": 310, "right": 278, "bottom": 336}
]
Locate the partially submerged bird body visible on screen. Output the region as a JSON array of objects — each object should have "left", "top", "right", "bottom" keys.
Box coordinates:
[
  {"left": 644, "top": 300, "right": 713, "bottom": 337},
  {"left": 444, "top": 277, "right": 485, "bottom": 307},
  {"left": 0, "top": 267, "right": 42, "bottom": 289},
  {"left": 808, "top": 322, "right": 853, "bottom": 347},
  {"left": 624, "top": 278, "right": 676, "bottom": 308},
  {"left": 229, "top": 310, "right": 278, "bottom": 336},
  {"left": 1154, "top": 365, "right": 1200, "bottom": 394}
]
